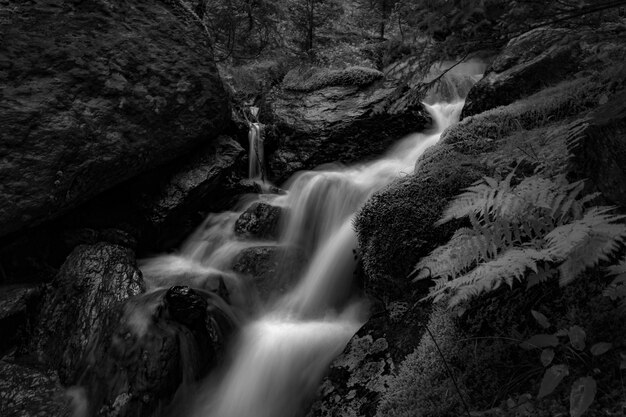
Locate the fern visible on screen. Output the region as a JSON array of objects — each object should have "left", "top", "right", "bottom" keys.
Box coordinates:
[{"left": 415, "top": 173, "right": 626, "bottom": 306}]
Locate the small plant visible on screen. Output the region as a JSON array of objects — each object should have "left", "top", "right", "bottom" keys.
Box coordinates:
[
  {"left": 519, "top": 310, "right": 619, "bottom": 417},
  {"left": 604, "top": 255, "right": 626, "bottom": 313},
  {"left": 413, "top": 171, "right": 626, "bottom": 306}
]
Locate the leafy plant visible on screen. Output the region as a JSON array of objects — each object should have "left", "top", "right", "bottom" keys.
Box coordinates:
[
  {"left": 413, "top": 171, "right": 626, "bottom": 306},
  {"left": 520, "top": 312, "right": 619, "bottom": 417},
  {"left": 604, "top": 255, "right": 626, "bottom": 313}
]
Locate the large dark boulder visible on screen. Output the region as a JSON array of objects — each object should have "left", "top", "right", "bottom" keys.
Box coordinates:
[
  {"left": 31, "top": 243, "right": 144, "bottom": 383},
  {"left": 0, "top": 0, "right": 230, "bottom": 238},
  {"left": 263, "top": 67, "right": 431, "bottom": 182},
  {"left": 75, "top": 285, "right": 237, "bottom": 417}
]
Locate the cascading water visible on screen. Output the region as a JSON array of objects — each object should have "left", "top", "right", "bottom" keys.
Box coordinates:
[
  {"left": 139, "top": 64, "right": 483, "bottom": 417},
  {"left": 247, "top": 107, "right": 265, "bottom": 181}
]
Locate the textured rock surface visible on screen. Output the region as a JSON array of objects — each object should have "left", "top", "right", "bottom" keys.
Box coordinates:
[
  {"left": 308, "top": 301, "right": 429, "bottom": 417},
  {"left": 234, "top": 202, "right": 282, "bottom": 240},
  {"left": 76, "top": 285, "right": 237, "bottom": 417},
  {"left": 0, "top": 0, "right": 230, "bottom": 238},
  {"left": 264, "top": 76, "right": 431, "bottom": 182},
  {"left": 0, "top": 360, "right": 71, "bottom": 417},
  {"left": 32, "top": 243, "right": 144, "bottom": 383}
]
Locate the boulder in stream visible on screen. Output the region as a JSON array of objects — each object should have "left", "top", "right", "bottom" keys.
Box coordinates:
[
  {"left": 31, "top": 243, "right": 144, "bottom": 383},
  {"left": 264, "top": 66, "right": 431, "bottom": 182},
  {"left": 234, "top": 202, "right": 282, "bottom": 240},
  {"left": 232, "top": 245, "right": 308, "bottom": 300},
  {"left": 75, "top": 285, "right": 237, "bottom": 417}
]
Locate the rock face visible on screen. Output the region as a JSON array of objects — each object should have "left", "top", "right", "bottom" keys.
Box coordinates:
[
  {"left": 264, "top": 67, "right": 431, "bottom": 182},
  {"left": 0, "top": 0, "right": 230, "bottom": 238},
  {"left": 32, "top": 243, "right": 144, "bottom": 383},
  {"left": 234, "top": 202, "right": 282, "bottom": 240},
  {"left": 76, "top": 285, "right": 237, "bottom": 417}
]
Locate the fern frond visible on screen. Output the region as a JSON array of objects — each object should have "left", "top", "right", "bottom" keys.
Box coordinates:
[
  {"left": 607, "top": 255, "right": 626, "bottom": 277},
  {"left": 430, "top": 248, "right": 549, "bottom": 307},
  {"left": 543, "top": 207, "right": 626, "bottom": 285},
  {"left": 413, "top": 227, "right": 488, "bottom": 281},
  {"left": 436, "top": 180, "right": 497, "bottom": 225}
]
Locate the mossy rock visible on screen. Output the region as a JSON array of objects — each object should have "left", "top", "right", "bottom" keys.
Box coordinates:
[{"left": 355, "top": 146, "right": 485, "bottom": 302}]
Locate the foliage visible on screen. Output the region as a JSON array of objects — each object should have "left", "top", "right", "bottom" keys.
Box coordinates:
[
  {"left": 413, "top": 171, "right": 626, "bottom": 306},
  {"left": 604, "top": 255, "right": 626, "bottom": 313},
  {"left": 519, "top": 312, "right": 623, "bottom": 417},
  {"left": 282, "top": 65, "right": 382, "bottom": 91}
]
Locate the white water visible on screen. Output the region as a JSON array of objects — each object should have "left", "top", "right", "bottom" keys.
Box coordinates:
[
  {"left": 140, "top": 72, "right": 475, "bottom": 416},
  {"left": 248, "top": 123, "right": 264, "bottom": 180}
]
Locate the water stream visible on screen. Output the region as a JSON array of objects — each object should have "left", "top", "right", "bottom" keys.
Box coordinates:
[{"left": 140, "top": 67, "right": 481, "bottom": 417}]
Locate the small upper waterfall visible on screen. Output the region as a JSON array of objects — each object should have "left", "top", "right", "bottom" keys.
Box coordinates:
[
  {"left": 139, "top": 65, "right": 481, "bottom": 417},
  {"left": 247, "top": 107, "right": 264, "bottom": 181}
]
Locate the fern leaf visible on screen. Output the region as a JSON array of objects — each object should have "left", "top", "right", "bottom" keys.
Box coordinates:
[
  {"left": 543, "top": 207, "right": 626, "bottom": 285},
  {"left": 413, "top": 227, "right": 483, "bottom": 281},
  {"left": 607, "top": 255, "right": 626, "bottom": 276},
  {"left": 444, "top": 248, "right": 549, "bottom": 306},
  {"left": 436, "top": 180, "right": 495, "bottom": 225}
]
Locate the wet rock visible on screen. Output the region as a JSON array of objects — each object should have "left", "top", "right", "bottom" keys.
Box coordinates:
[
  {"left": 0, "top": 0, "right": 230, "bottom": 238},
  {"left": 75, "top": 285, "right": 237, "bottom": 417},
  {"left": 232, "top": 245, "right": 308, "bottom": 300},
  {"left": 234, "top": 202, "right": 282, "bottom": 240},
  {"left": 0, "top": 284, "right": 42, "bottom": 355},
  {"left": 308, "top": 301, "right": 429, "bottom": 417},
  {"left": 264, "top": 69, "right": 431, "bottom": 182},
  {"left": 0, "top": 360, "right": 71, "bottom": 417},
  {"left": 32, "top": 243, "right": 144, "bottom": 383}
]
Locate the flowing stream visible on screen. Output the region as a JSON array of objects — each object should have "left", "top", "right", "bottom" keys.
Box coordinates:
[{"left": 140, "top": 67, "right": 482, "bottom": 417}]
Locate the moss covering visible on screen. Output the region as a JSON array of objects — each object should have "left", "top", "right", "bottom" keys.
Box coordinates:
[{"left": 354, "top": 146, "right": 485, "bottom": 301}]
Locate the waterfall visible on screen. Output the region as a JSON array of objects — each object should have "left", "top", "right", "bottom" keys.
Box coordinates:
[
  {"left": 248, "top": 107, "right": 264, "bottom": 180},
  {"left": 140, "top": 78, "right": 475, "bottom": 416}
]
